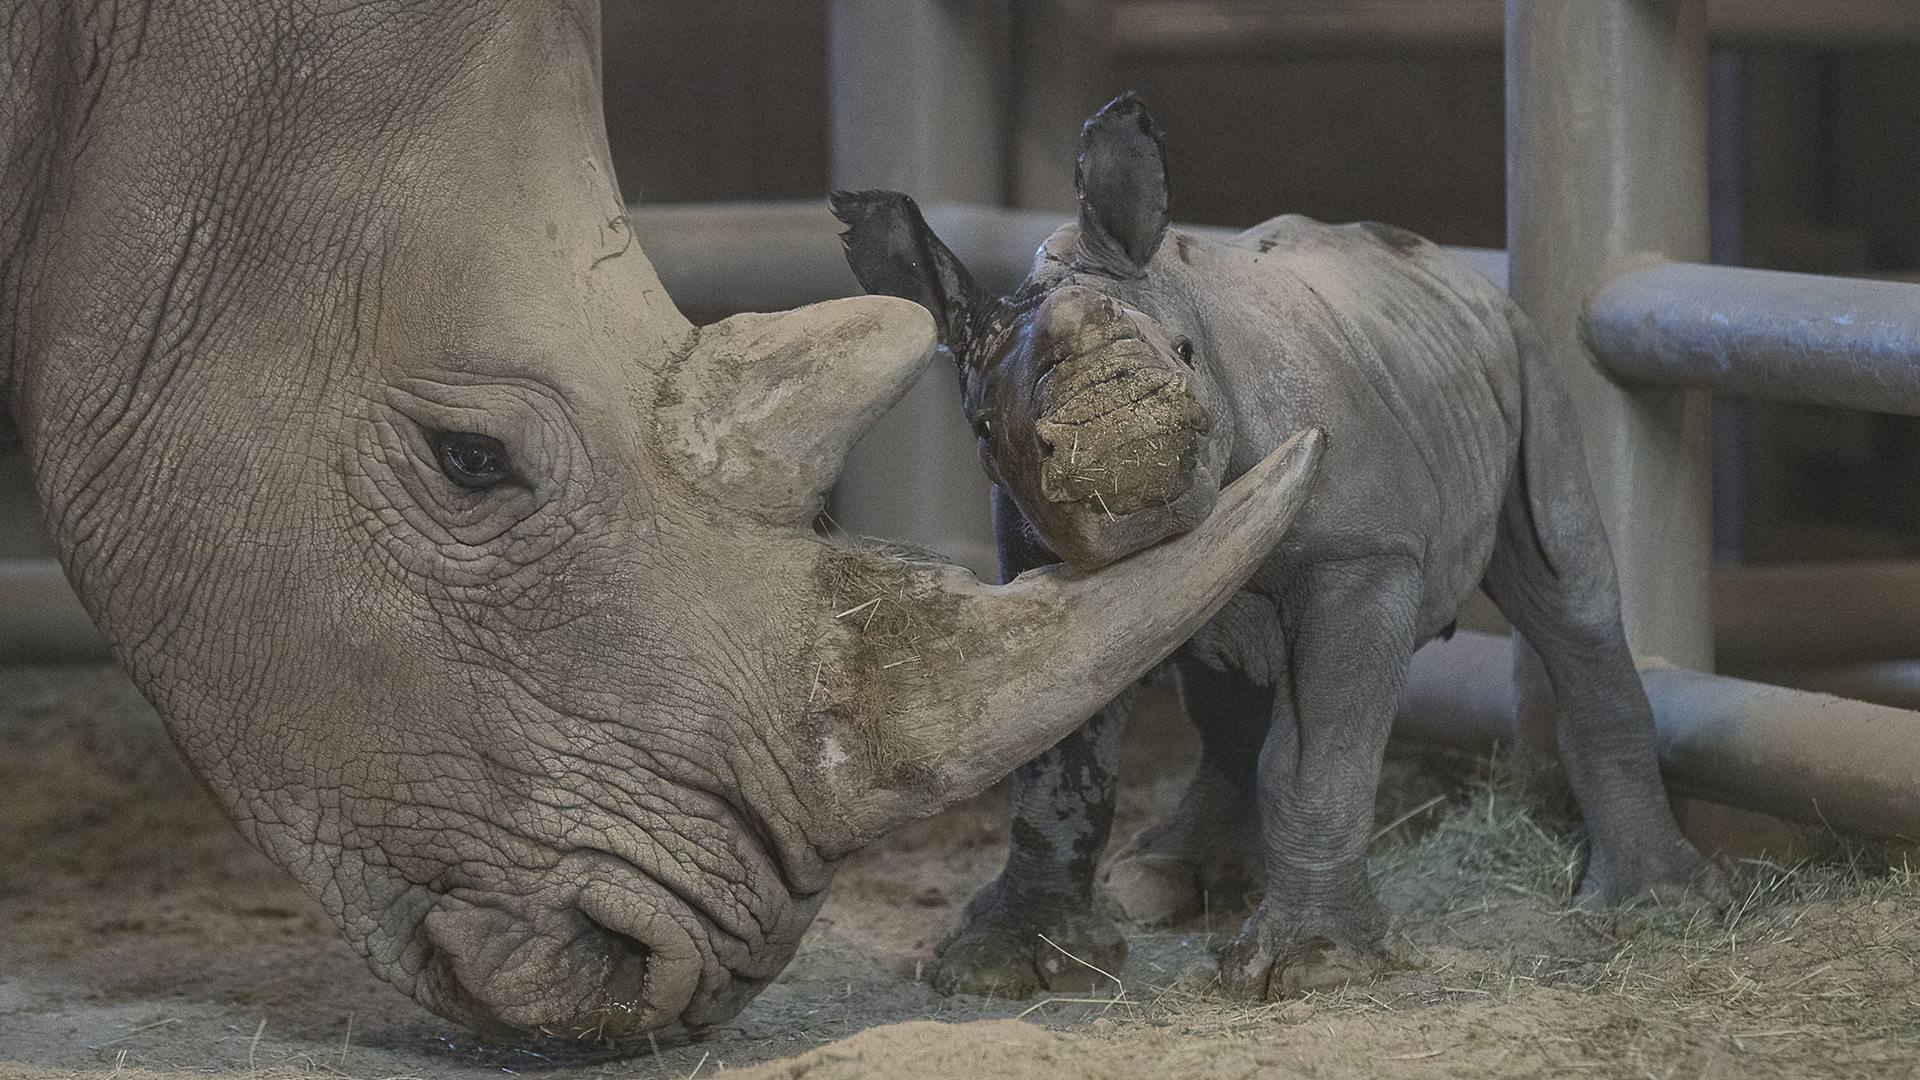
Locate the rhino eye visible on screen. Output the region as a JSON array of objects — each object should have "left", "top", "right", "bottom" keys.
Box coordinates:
[
  {"left": 1174, "top": 337, "right": 1195, "bottom": 367},
  {"left": 972, "top": 417, "right": 993, "bottom": 441},
  {"left": 431, "top": 431, "right": 512, "bottom": 489}
]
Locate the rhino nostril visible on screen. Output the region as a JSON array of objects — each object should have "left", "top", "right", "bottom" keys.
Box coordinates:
[{"left": 579, "top": 910, "right": 652, "bottom": 1018}]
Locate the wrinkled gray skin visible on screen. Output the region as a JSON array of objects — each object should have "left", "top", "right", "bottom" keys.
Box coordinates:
[
  {"left": 0, "top": 10, "right": 1327, "bottom": 1040},
  {"left": 833, "top": 93, "right": 1727, "bottom": 1000}
]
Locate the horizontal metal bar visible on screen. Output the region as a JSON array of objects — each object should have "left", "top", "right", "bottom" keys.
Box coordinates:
[
  {"left": 1392, "top": 627, "right": 1517, "bottom": 749},
  {"left": 1758, "top": 659, "right": 1920, "bottom": 713},
  {"left": 0, "top": 559, "right": 110, "bottom": 663},
  {"left": 10, "top": 549, "right": 1910, "bottom": 674},
  {"left": 1584, "top": 261, "right": 1920, "bottom": 415},
  {"left": 630, "top": 200, "right": 1079, "bottom": 317},
  {"left": 1111, "top": 0, "right": 1920, "bottom": 55},
  {"left": 1646, "top": 661, "right": 1920, "bottom": 839},
  {"left": 1113, "top": 0, "right": 1502, "bottom": 54},
  {"left": 630, "top": 199, "right": 1508, "bottom": 316},
  {"left": 1396, "top": 631, "right": 1920, "bottom": 840}
]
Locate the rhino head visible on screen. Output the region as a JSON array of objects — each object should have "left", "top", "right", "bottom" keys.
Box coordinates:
[
  {"left": 832, "top": 94, "right": 1232, "bottom": 567},
  {"left": 2, "top": 3, "right": 1320, "bottom": 1041}
]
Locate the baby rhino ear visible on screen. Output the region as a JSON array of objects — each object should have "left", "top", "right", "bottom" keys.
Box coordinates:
[
  {"left": 830, "top": 189, "right": 986, "bottom": 360},
  {"left": 1075, "top": 92, "right": 1171, "bottom": 277}
]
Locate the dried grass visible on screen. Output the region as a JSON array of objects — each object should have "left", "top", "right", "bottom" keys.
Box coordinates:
[{"left": 1000, "top": 748, "right": 1920, "bottom": 1076}]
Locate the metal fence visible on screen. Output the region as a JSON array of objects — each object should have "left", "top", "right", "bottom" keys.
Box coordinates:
[
  {"left": 1502, "top": 0, "right": 1920, "bottom": 838},
  {"left": 803, "top": 0, "right": 1920, "bottom": 839}
]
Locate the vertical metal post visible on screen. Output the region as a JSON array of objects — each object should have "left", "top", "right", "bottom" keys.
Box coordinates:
[
  {"left": 1707, "top": 51, "right": 1745, "bottom": 566},
  {"left": 1507, "top": 0, "right": 1714, "bottom": 746},
  {"left": 826, "top": 0, "right": 1008, "bottom": 575},
  {"left": 1008, "top": 0, "right": 1114, "bottom": 213}
]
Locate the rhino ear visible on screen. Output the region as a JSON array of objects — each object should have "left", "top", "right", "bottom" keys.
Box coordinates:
[
  {"left": 1074, "top": 92, "right": 1170, "bottom": 277},
  {"left": 829, "top": 189, "right": 986, "bottom": 361},
  {"left": 660, "top": 296, "right": 938, "bottom": 527}
]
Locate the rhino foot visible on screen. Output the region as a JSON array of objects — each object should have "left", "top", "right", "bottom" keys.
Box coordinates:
[
  {"left": 930, "top": 878, "right": 1126, "bottom": 999},
  {"left": 1213, "top": 897, "right": 1389, "bottom": 1000},
  {"left": 1574, "top": 835, "right": 1731, "bottom": 913}
]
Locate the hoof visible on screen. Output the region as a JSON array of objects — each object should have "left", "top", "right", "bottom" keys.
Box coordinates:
[
  {"left": 932, "top": 922, "right": 1126, "bottom": 998},
  {"left": 1575, "top": 840, "right": 1731, "bottom": 913},
  {"left": 929, "top": 879, "right": 1127, "bottom": 998},
  {"left": 1217, "top": 931, "right": 1381, "bottom": 1000},
  {"left": 1103, "top": 823, "right": 1259, "bottom": 927},
  {"left": 931, "top": 928, "right": 1044, "bottom": 998}
]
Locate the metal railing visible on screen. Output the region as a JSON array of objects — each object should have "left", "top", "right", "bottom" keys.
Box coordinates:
[
  {"left": 1109, "top": 0, "right": 1920, "bottom": 56},
  {"left": 1586, "top": 261, "right": 1920, "bottom": 416},
  {"left": 802, "top": 0, "right": 1920, "bottom": 840}
]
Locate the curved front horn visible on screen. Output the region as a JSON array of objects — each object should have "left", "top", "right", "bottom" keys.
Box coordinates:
[{"left": 808, "top": 427, "right": 1325, "bottom": 847}]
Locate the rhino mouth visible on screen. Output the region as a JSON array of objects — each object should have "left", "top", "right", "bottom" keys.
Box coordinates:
[
  {"left": 415, "top": 853, "right": 733, "bottom": 1044},
  {"left": 1034, "top": 342, "right": 1214, "bottom": 517}
]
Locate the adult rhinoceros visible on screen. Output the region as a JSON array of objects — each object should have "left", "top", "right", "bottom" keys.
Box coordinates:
[{"left": 0, "top": 1, "right": 1321, "bottom": 1041}]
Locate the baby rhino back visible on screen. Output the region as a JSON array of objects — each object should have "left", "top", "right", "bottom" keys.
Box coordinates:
[{"left": 1208, "top": 215, "right": 1527, "bottom": 632}]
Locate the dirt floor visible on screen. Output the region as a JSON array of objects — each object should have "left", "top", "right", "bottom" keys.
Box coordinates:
[{"left": 3, "top": 664, "right": 1918, "bottom": 1080}]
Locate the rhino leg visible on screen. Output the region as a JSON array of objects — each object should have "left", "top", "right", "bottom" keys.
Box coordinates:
[
  {"left": 1103, "top": 659, "right": 1268, "bottom": 925},
  {"left": 931, "top": 691, "right": 1133, "bottom": 997},
  {"left": 1217, "top": 555, "right": 1419, "bottom": 999},
  {"left": 927, "top": 489, "right": 1131, "bottom": 998},
  {"left": 1482, "top": 360, "right": 1727, "bottom": 910}
]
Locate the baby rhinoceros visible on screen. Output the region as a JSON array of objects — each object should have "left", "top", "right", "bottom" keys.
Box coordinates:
[{"left": 830, "top": 92, "right": 1726, "bottom": 1000}]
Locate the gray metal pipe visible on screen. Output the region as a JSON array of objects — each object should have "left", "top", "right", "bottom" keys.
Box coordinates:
[
  {"left": 1505, "top": 0, "right": 1714, "bottom": 758},
  {"left": 629, "top": 199, "right": 1509, "bottom": 317},
  {"left": 1110, "top": 1, "right": 1920, "bottom": 56},
  {"left": 627, "top": 201, "right": 863, "bottom": 319},
  {"left": 1585, "top": 260, "right": 1920, "bottom": 416},
  {"left": 1647, "top": 662, "right": 1920, "bottom": 841},
  {"left": 0, "top": 559, "right": 109, "bottom": 663},
  {"left": 1395, "top": 631, "right": 1920, "bottom": 841},
  {"left": 627, "top": 200, "right": 1126, "bottom": 317},
  {"left": 1393, "top": 630, "right": 1518, "bottom": 751}
]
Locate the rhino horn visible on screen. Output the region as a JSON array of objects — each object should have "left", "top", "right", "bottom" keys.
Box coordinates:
[
  {"left": 812, "top": 426, "right": 1326, "bottom": 845},
  {"left": 661, "top": 295, "right": 938, "bottom": 526}
]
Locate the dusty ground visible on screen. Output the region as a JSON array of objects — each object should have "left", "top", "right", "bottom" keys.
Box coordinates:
[{"left": 2, "top": 664, "right": 1918, "bottom": 1080}]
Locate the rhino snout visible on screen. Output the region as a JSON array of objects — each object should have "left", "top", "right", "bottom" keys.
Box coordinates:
[
  {"left": 1033, "top": 348, "right": 1214, "bottom": 516},
  {"left": 418, "top": 866, "right": 720, "bottom": 1042}
]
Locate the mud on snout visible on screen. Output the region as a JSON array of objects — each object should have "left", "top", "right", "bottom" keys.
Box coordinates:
[{"left": 1030, "top": 338, "right": 1220, "bottom": 567}]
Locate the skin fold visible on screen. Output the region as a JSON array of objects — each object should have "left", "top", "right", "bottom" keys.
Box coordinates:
[
  {"left": 833, "top": 92, "right": 1729, "bottom": 1001},
  {"left": 0, "top": 7, "right": 1325, "bottom": 1040}
]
